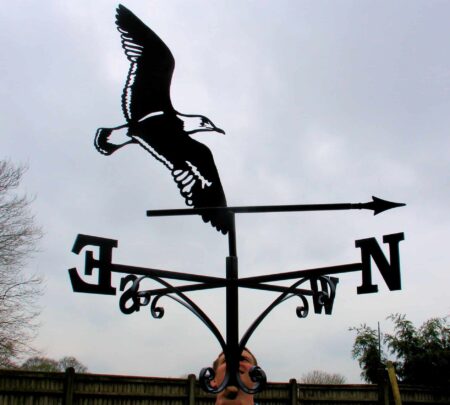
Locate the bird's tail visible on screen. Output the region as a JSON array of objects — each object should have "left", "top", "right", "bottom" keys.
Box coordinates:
[
  {"left": 202, "top": 209, "right": 233, "bottom": 235},
  {"left": 94, "top": 125, "right": 135, "bottom": 155}
]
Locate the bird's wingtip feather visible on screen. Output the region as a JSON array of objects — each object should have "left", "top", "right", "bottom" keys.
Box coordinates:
[{"left": 116, "top": 4, "right": 130, "bottom": 20}]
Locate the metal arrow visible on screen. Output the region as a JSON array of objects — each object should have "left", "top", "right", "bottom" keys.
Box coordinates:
[{"left": 146, "top": 196, "right": 405, "bottom": 217}]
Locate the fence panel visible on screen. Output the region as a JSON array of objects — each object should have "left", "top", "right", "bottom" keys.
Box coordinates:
[{"left": 0, "top": 369, "right": 448, "bottom": 405}]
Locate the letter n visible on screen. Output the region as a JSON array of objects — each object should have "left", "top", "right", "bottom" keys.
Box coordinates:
[{"left": 355, "top": 233, "right": 404, "bottom": 294}]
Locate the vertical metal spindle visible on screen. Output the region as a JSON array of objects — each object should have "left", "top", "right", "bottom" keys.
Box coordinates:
[
  {"left": 226, "top": 212, "right": 239, "bottom": 388},
  {"left": 228, "top": 211, "right": 237, "bottom": 257}
]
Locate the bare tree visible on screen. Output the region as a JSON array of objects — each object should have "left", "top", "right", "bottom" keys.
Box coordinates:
[
  {"left": 57, "top": 356, "right": 88, "bottom": 373},
  {"left": 20, "top": 356, "right": 59, "bottom": 372},
  {"left": 0, "top": 160, "right": 42, "bottom": 367},
  {"left": 20, "top": 356, "right": 88, "bottom": 373},
  {"left": 301, "top": 370, "right": 347, "bottom": 384}
]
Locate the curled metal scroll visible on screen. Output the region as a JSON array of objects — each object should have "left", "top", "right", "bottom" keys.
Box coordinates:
[
  {"left": 199, "top": 276, "right": 334, "bottom": 394},
  {"left": 198, "top": 366, "right": 216, "bottom": 393},
  {"left": 118, "top": 274, "right": 226, "bottom": 351},
  {"left": 238, "top": 365, "right": 267, "bottom": 394},
  {"left": 249, "top": 366, "right": 268, "bottom": 392},
  {"left": 198, "top": 276, "right": 335, "bottom": 395},
  {"left": 118, "top": 272, "right": 335, "bottom": 395},
  {"left": 198, "top": 359, "right": 267, "bottom": 395},
  {"left": 198, "top": 366, "right": 230, "bottom": 394},
  {"left": 240, "top": 276, "right": 336, "bottom": 351}
]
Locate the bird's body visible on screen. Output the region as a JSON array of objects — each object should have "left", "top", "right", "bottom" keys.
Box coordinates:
[{"left": 95, "top": 4, "right": 230, "bottom": 234}]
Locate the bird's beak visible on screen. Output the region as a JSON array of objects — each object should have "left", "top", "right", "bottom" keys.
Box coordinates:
[{"left": 215, "top": 127, "right": 225, "bottom": 135}]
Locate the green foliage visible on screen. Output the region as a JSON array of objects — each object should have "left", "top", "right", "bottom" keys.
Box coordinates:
[
  {"left": 349, "top": 324, "right": 384, "bottom": 383},
  {"left": 384, "top": 314, "right": 449, "bottom": 386},
  {"left": 350, "top": 314, "right": 449, "bottom": 386},
  {"left": 20, "top": 356, "right": 88, "bottom": 373},
  {"left": 301, "top": 369, "right": 346, "bottom": 384}
]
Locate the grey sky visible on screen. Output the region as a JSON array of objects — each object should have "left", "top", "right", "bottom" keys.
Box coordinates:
[{"left": 1, "top": 0, "right": 449, "bottom": 382}]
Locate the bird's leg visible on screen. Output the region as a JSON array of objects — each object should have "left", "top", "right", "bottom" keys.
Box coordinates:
[{"left": 94, "top": 124, "right": 137, "bottom": 155}]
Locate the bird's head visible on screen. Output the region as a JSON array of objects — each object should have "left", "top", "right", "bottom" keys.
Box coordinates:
[{"left": 179, "top": 114, "right": 225, "bottom": 135}]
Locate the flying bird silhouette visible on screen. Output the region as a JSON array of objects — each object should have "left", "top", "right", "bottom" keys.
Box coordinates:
[{"left": 94, "top": 5, "right": 230, "bottom": 234}]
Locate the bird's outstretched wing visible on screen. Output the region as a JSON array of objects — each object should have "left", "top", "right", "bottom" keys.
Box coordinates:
[
  {"left": 171, "top": 140, "right": 230, "bottom": 234},
  {"left": 116, "top": 5, "right": 175, "bottom": 122},
  {"left": 131, "top": 129, "right": 231, "bottom": 234}
]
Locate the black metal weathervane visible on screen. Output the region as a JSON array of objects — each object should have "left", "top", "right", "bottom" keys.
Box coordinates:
[{"left": 69, "top": 4, "right": 406, "bottom": 395}]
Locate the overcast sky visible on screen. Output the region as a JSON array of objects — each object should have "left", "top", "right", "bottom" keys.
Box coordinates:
[{"left": 2, "top": 0, "right": 449, "bottom": 383}]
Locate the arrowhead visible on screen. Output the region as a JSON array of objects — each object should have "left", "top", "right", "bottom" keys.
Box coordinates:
[{"left": 370, "top": 196, "right": 406, "bottom": 215}]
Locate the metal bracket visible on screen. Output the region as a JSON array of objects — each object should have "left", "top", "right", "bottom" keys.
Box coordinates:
[{"left": 69, "top": 199, "right": 404, "bottom": 394}]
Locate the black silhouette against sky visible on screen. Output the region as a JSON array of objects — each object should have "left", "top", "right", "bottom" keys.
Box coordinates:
[
  {"left": 2, "top": 0, "right": 449, "bottom": 383},
  {"left": 95, "top": 5, "right": 230, "bottom": 234}
]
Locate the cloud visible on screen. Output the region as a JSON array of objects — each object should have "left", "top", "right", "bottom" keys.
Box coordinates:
[{"left": 2, "top": 0, "right": 449, "bottom": 383}]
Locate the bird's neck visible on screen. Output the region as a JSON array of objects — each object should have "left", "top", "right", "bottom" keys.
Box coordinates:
[{"left": 176, "top": 112, "right": 205, "bottom": 135}]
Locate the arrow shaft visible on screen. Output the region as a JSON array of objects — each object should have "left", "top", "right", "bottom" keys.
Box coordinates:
[{"left": 147, "top": 202, "right": 362, "bottom": 217}]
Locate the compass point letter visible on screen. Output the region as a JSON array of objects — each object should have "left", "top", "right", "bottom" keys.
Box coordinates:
[
  {"left": 68, "top": 234, "right": 117, "bottom": 295},
  {"left": 355, "top": 232, "right": 404, "bottom": 294}
]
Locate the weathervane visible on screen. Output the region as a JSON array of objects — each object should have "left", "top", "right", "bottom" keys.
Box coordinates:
[{"left": 69, "top": 4, "right": 405, "bottom": 394}]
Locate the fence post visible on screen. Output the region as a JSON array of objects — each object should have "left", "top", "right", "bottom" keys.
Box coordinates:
[
  {"left": 387, "top": 361, "right": 402, "bottom": 405},
  {"left": 377, "top": 366, "right": 389, "bottom": 405},
  {"left": 63, "top": 367, "right": 75, "bottom": 405},
  {"left": 188, "top": 374, "right": 196, "bottom": 405},
  {"left": 289, "top": 378, "right": 298, "bottom": 405}
]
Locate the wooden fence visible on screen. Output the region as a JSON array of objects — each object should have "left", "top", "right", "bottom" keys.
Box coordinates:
[{"left": 0, "top": 368, "right": 448, "bottom": 405}]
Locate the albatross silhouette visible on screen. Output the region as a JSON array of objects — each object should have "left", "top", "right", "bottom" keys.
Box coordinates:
[{"left": 94, "top": 5, "right": 230, "bottom": 234}]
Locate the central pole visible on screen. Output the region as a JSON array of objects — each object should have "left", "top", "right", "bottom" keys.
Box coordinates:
[
  {"left": 226, "top": 212, "right": 239, "bottom": 387},
  {"left": 228, "top": 212, "right": 237, "bottom": 257}
]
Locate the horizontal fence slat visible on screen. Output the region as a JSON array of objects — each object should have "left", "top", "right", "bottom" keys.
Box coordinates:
[{"left": 0, "top": 369, "right": 448, "bottom": 405}]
